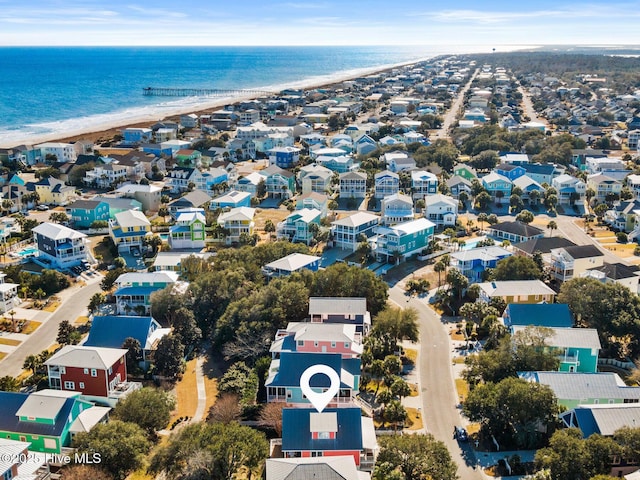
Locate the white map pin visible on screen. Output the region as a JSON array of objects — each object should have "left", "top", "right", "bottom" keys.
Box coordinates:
[{"left": 300, "top": 364, "right": 341, "bottom": 413}]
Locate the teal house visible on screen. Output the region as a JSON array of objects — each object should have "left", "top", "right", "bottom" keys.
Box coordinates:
[
  {"left": 481, "top": 172, "right": 512, "bottom": 200},
  {"left": 265, "top": 352, "right": 360, "bottom": 408},
  {"left": 512, "top": 325, "right": 601, "bottom": 373},
  {"left": 520, "top": 371, "right": 640, "bottom": 411},
  {"left": 373, "top": 217, "right": 435, "bottom": 263},
  {"left": 66, "top": 199, "right": 110, "bottom": 228},
  {"left": 93, "top": 196, "right": 142, "bottom": 219},
  {"left": 0, "top": 390, "right": 109, "bottom": 453},
  {"left": 169, "top": 208, "right": 206, "bottom": 249}
]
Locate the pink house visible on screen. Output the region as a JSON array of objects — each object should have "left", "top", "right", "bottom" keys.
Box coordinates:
[{"left": 270, "top": 322, "right": 363, "bottom": 359}]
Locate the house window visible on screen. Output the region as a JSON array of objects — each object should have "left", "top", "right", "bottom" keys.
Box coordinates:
[
  {"left": 108, "top": 367, "right": 112, "bottom": 375},
  {"left": 59, "top": 366, "right": 66, "bottom": 374},
  {"left": 19, "top": 436, "right": 26, "bottom": 442},
  {"left": 314, "top": 341, "right": 318, "bottom": 347},
  {"left": 317, "top": 431, "right": 331, "bottom": 439},
  {"left": 345, "top": 342, "right": 350, "bottom": 348},
  {"left": 311, "top": 452, "right": 323, "bottom": 457},
  {"left": 64, "top": 381, "right": 75, "bottom": 390},
  {"left": 286, "top": 390, "right": 292, "bottom": 399},
  {"left": 79, "top": 382, "right": 85, "bottom": 389},
  {"left": 91, "top": 369, "right": 98, "bottom": 377},
  {"left": 331, "top": 341, "right": 336, "bottom": 348},
  {"left": 43, "top": 439, "right": 56, "bottom": 450},
  {"left": 84, "top": 368, "right": 89, "bottom": 374},
  {"left": 297, "top": 340, "right": 304, "bottom": 347}
]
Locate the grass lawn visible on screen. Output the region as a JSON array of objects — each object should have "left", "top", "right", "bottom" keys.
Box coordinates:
[
  {"left": 127, "top": 469, "right": 154, "bottom": 480},
  {"left": 452, "top": 356, "right": 467, "bottom": 364},
  {"left": 602, "top": 243, "right": 638, "bottom": 258},
  {"left": 405, "top": 407, "right": 424, "bottom": 430},
  {"left": 409, "top": 383, "right": 419, "bottom": 397},
  {"left": 203, "top": 376, "right": 218, "bottom": 415},
  {"left": 455, "top": 378, "right": 469, "bottom": 403},
  {"left": 74, "top": 316, "right": 90, "bottom": 325},
  {"left": 169, "top": 358, "right": 199, "bottom": 426},
  {"left": 21, "top": 321, "right": 41, "bottom": 335},
  {"left": 0, "top": 352, "right": 6, "bottom": 360},
  {"left": 450, "top": 329, "right": 466, "bottom": 341},
  {"left": 91, "top": 235, "right": 114, "bottom": 267},
  {"left": 253, "top": 208, "right": 290, "bottom": 230},
  {"left": 43, "top": 301, "right": 60, "bottom": 313},
  {"left": 403, "top": 348, "right": 418, "bottom": 365},
  {"left": 0, "top": 338, "right": 21, "bottom": 346}
]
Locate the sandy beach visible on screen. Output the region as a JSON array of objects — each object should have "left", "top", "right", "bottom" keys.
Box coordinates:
[{"left": 5, "top": 56, "right": 434, "bottom": 149}]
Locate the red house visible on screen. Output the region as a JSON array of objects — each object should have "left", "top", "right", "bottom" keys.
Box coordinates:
[{"left": 44, "top": 346, "right": 136, "bottom": 405}]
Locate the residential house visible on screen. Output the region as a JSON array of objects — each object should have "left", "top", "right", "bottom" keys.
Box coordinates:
[
  {"left": 276, "top": 208, "right": 322, "bottom": 245},
  {"left": 83, "top": 164, "right": 128, "bottom": 189},
  {"left": 167, "top": 190, "right": 212, "bottom": 217},
  {"left": 298, "top": 163, "right": 333, "bottom": 195},
  {"left": 210, "top": 190, "right": 251, "bottom": 210},
  {"left": 494, "top": 163, "right": 526, "bottom": 181},
  {"left": 499, "top": 152, "right": 530, "bottom": 164},
  {"left": 280, "top": 408, "right": 378, "bottom": 469},
  {"left": 374, "top": 170, "right": 399, "bottom": 199},
  {"left": 339, "top": 171, "right": 367, "bottom": 199},
  {"left": 115, "top": 183, "right": 162, "bottom": 213},
  {"left": 32, "top": 223, "right": 89, "bottom": 269},
  {"left": 424, "top": 193, "right": 458, "bottom": 227},
  {"left": 626, "top": 174, "right": 640, "bottom": 199},
  {"left": 166, "top": 168, "right": 206, "bottom": 194},
  {"left": 109, "top": 210, "right": 151, "bottom": 254},
  {"left": 217, "top": 207, "right": 256, "bottom": 244},
  {"left": 513, "top": 236, "right": 577, "bottom": 263},
  {"left": 0, "top": 438, "right": 50, "bottom": 480},
  {"left": 122, "top": 127, "right": 153, "bottom": 145},
  {"left": 265, "top": 456, "right": 368, "bottom": 480},
  {"left": 354, "top": 134, "right": 377, "bottom": 156},
  {"left": 0, "top": 274, "right": 19, "bottom": 315},
  {"left": 387, "top": 155, "right": 416, "bottom": 173},
  {"left": 84, "top": 316, "right": 171, "bottom": 368},
  {"left": 262, "top": 253, "right": 321, "bottom": 278},
  {"left": 477, "top": 280, "right": 556, "bottom": 305},
  {"left": 453, "top": 164, "right": 477, "bottom": 181},
  {"left": 446, "top": 175, "right": 472, "bottom": 198},
  {"left": 169, "top": 209, "right": 207, "bottom": 249},
  {"left": 512, "top": 175, "right": 544, "bottom": 204},
  {"left": 93, "top": 196, "right": 142, "bottom": 219},
  {"left": 450, "top": 246, "right": 512, "bottom": 283},
  {"left": 550, "top": 245, "right": 605, "bottom": 282},
  {"left": 174, "top": 149, "right": 202, "bottom": 168},
  {"left": 265, "top": 353, "right": 360, "bottom": 407},
  {"left": 522, "top": 163, "right": 565, "bottom": 185},
  {"left": 481, "top": 172, "right": 512, "bottom": 201},
  {"left": 552, "top": 174, "right": 587, "bottom": 205},
  {"left": 512, "top": 325, "right": 601, "bottom": 373},
  {"left": 236, "top": 172, "right": 266, "bottom": 197},
  {"left": 503, "top": 303, "right": 574, "bottom": 329},
  {"left": 199, "top": 167, "right": 228, "bottom": 191},
  {"left": 114, "top": 271, "right": 181, "bottom": 315},
  {"left": 522, "top": 371, "right": 640, "bottom": 411},
  {"left": 151, "top": 251, "right": 212, "bottom": 273},
  {"left": 308, "top": 297, "right": 371, "bottom": 334},
  {"left": 263, "top": 165, "right": 295, "bottom": 198},
  {"left": 372, "top": 218, "right": 435, "bottom": 263},
  {"left": 587, "top": 173, "right": 623, "bottom": 203},
  {"left": 381, "top": 193, "right": 414, "bottom": 226},
  {"left": 583, "top": 262, "right": 640, "bottom": 293},
  {"left": 35, "top": 142, "right": 76, "bottom": 163},
  {"left": 269, "top": 146, "right": 301, "bottom": 168},
  {"left": 487, "top": 221, "right": 544, "bottom": 244},
  {"left": 270, "top": 322, "right": 363, "bottom": 359},
  {"left": 318, "top": 155, "right": 355, "bottom": 173},
  {"left": 297, "top": 192, "right": 329, "bottom": 218},
  {"left": 0, "top": 390, "right": 109, "bottom": 453},
  {"left": 331, "top": 212, "right": 379, "bottom": 251},
  {"left": 65, "top": 199, "right": 110, "bottom": 229},
  {"left": 44, "top": 345, "right": 135, "bottom": 402},
  {"left": 411, "top": 170, "right": 438, "bottom": 199},
  {"left": 33, "top": 177, "right": 75, "bottom": 206}
]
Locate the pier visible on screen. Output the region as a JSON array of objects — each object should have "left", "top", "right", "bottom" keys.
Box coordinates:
[{"left": 142, "top": 87, "right": 274, "bottom": 97}]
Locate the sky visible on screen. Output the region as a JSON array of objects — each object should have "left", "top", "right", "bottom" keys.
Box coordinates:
[{"left": 1, "top": 0, "right": 640, "bottom": 47}]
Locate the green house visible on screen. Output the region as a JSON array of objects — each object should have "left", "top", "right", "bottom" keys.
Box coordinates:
[
  {"left": 520, "top": 371, "right": 640, "bottom": 411},
  {"left": 169, "top": 209, "right": 206, "bottom": 249},
  {"left": 0, "top": 390, "right": 109, "bottom": 453},
  {"left": 453, "top": 164, "right": 477, "bottom": 181},
  {"left": 373, "top": 217, "right": 435, "bottom": 263},
  {"left": 513, "top": 325, "right": 601, "bottom": 373}
]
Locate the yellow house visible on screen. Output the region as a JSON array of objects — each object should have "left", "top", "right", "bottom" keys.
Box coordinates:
[
  {"left": 216, "top": 207, "right": 255, "bottom": 245},
  {"left": 34, "top": 177, "right": 76, "bottom": 206},
  {"left": 109, "top": 210, "right": 152, "bottom": 253}
]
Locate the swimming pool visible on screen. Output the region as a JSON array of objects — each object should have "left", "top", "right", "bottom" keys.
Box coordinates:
[
  {"left": 17, "top": 246, "right": 38, "bottom": 257},
  {"left": 459, "top": 236, "right": 491, "bottom": 250}
]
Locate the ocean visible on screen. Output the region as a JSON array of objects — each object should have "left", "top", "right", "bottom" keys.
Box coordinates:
[{"left": 0, "top": 45, "right": 497, "bottom": 147}]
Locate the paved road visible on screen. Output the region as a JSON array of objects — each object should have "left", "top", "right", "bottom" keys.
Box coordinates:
[
  {"left": 387, "top": 283, "right": 484, "bottom": 480},
  {"left": 434, "top": 68, "right": 480, "bottom": 140},
  {"left": 518, "top": 85, "right": 548, "bottom": 126},
  {"left": 0, "top": 279, "right": 102, "bottom": 377}
]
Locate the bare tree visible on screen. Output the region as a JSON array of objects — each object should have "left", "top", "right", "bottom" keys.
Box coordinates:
[
  {"left": 257, "top": 402, "right": 284, "bottom": 436},
  {"left": 207, "top": 394, "right": 242, "bottom": 424}
]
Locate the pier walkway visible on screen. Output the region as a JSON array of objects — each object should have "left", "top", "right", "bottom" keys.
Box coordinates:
[{"left": 142, "top": 87, "right": 275, "bottom": 97}]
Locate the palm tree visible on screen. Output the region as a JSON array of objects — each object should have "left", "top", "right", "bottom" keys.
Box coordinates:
[
  {"left": 495, "top": 190, "right": 505, "bottom": 206},
  {"left": 547, "top": 220, "right": 558, "bottom": 237},
  {"left": 434, "top": 259, "right": 446, "bottom": 288},
  {"left": 23, "top": 354, "right": 39, "bottom": 375},
  {"left": 477, "top": 212, "right": 488, "bottom": 232},
  {"left": 529, "top": 189, "right": 540, "bottom": 207}
]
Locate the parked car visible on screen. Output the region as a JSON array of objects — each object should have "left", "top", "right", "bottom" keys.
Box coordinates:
[{"left": 455, "top": 426, "right": 469, "bottom": 442}]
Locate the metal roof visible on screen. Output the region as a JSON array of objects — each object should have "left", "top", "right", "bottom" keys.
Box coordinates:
[
  {"left": 282, "top": 408, "right": 363, "bottom": 452},
  {"left": 85, "top": 316, "right": 161, "bottom": 351},
  {"left": 266, "top": 456, "right": 365, "bottom": 480},
  {"left": 522, "top": 371, "right": 640, "bottom": 401},
  {"left": 264, "top": 253, "right": 321, "bottom": 272},
  {"left": 44, "top": 345, "right": 127, "bottom": 370},
  {"left": 309, "top": 297, "right": 367, "bottom": 316},
  {"left": 512, "top": 326, "right": 601, "bottom": 350},
  {"left": 32, "top": 223, "right": 86, "bottom": 241},
  {"left": 505, "top": 303, "right": 574, "bottom": 328}
]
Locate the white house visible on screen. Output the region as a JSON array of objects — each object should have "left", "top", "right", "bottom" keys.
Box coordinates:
[
  {"left": 381, "top": 193, "right": 414, "bottom": 226},
  {"left": 424, "top": 193, "right": 458, "bottom": 227},
  {"left": 339, "top": 171, "right": 367, "bottom": 199},
  {"left": 374, "top": 170, "right": 400, "bottom": 199}
]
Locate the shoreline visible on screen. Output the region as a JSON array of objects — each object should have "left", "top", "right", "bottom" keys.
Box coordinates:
[{"left": 4, "top": 55, "right": 436, "bottom": 148}]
